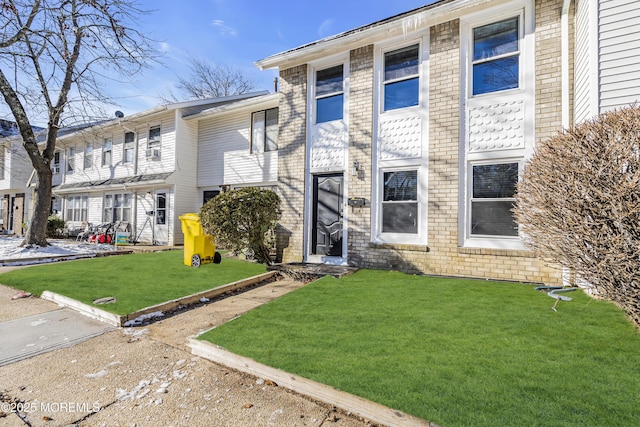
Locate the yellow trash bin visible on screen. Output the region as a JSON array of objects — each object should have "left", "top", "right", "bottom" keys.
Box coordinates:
[{"left": 179, "top": 213, "right": 219, "bottom": 267}]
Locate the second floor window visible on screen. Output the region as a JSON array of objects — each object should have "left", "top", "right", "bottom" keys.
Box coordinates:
[
  {"left": 472, "top": 17, "right": 520, "bottom": 95},
  {"left": 384, "top": 45, "right": 420, "bottom": 111},
  {"left": 315, "top": 65, "right": 344, "bottom": 123},
  {"left": 148, "top": 125, "right": 161, "bottom": 148},
  {"left": 124, "top": 132, "right": 135, "bottom": 163},
  {"left": 66, "top": 147, "right": 75, "bottom": 173},
  {"left": 84, "top": 142, "right": 93, "bottom": 169},
  {"left": 52, "top": 151, "right": 61, "bottom": 174},
  {"left": 251, "top": 108, "right": 278, "bottom": 153},
  {"left": 102, "top": 138, "right": 112, "bottom": 167}
]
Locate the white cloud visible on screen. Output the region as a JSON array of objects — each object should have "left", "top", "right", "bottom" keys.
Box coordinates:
[
  {"left": 318, "top": 19, "right": 334, "bottom": 38},
  {"left": 211, "top": 19, "right": 237, "bottom": 37},
  {"left": 158, "top": 42, "right": 171, "bottom": 53}
]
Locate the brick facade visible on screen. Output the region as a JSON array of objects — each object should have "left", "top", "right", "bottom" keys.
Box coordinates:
[
  {"left": 276, "top": 0, "right": 566, "bottom": 284},
  {"left": 276, "top": 65, "right": 307, "bottom": 263}
]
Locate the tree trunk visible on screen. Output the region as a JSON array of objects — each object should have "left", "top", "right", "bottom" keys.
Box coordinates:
[{"left": 22, "top": 167, "right": 52, "bottom": 247}]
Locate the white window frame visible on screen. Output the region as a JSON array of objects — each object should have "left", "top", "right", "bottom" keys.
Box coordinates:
[
  {"left": 123, "top": 131, "right": 135, "bottom": 164},
  {"left": 308, "top": 54, "right": 349, "bottom": 129},
  {"left": 148, "top": 125, "right": 161, "bottom": 148},
  {"left": 84, "top": 142, "right": 93, "bottom": 170},
  {"left": 381, "top": 43, "right": 421, "bottom": 113},
  {"left": 251, "top": 108, "right": 278, "bottom": 154},
  {"left": 374, "top": 166, "right": 427, "bottom": 245},
  {"left": 459, "top": 0, "right": 533, "bottom": 251},
  {"left": 103, "top": 193, "right": 132, "bottom": 223},
  {"left": 66, "top": 146, "right": 75, "bottom": 174},
  {"left": 314, "top": 64, "right": 344, "bottom": 124},
  {"left": 466, "top": 160, "right": 521, "bottom": 245},
  {"left": 102, "top": 137, "right": 112, "bottom": 167},
  {"left": 52, "top": 151, "right": 61, "bottom": 174},
  {"left": 66, "top": 195, "right": 88, "bottom": 222}
]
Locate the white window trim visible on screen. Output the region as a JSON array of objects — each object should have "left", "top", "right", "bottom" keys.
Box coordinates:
[
  {"left": 371, "top": 34, "right": 429, "bottom": 246},
  {"left": 250, "top": 107, "right": 279, "bottom": 154},
  {"left": 460, "top": 0, "right": 534, "bottom": 101},
  {"left": 84, "top": 142, "right": 93, "bottom": 170},
  {"left": 459, "top": 0, "right": 534, "bottom": 251},
  {"left": 102, "top": 137, "right": 113, "bottom": 167},
  {"left": 308, "top": 54, "right": 350, "bottom": 127},
  {"left": 123, "top": 131, "right": 136, "bottom": 164},
  {"left": 372, "top": 166, "right": 427, "bottom": 246},
  {"left": 464, "top": 159, "right": 524, "bottom": 250},
  {"left": 375, "top": 35, "right": 428, "bottom": 116},
  {"left": 148, "top": 124, "right": 161, "bottom": 148},
  {"left": 66, "top": 146, "right": 75, "bottom": 174}
]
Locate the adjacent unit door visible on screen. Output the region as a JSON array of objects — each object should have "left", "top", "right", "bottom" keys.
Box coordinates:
[
  {"left": 153, "top": 191, "right": 168, "bottom": 245},
  {"left": 312, "top": 174, "right": 343, "bottom": 256}
]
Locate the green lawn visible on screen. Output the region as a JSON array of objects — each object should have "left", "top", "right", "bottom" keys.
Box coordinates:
[
  {"left": 0, "top": 250, "right": 266, "bottom": 315},
  {"left": 199, "top": 269, "right": 640, "bottom": 427}
]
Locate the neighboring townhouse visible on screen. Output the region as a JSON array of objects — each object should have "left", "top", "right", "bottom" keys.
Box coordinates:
[
  {"left": 0, "top": 120, "right": 34, "bottom": 235},
  {"left": 52, "top": 92, "right": 268, "bottom": 245},
  {"left": 256, "top": 0, "right": 576, "bottom": 283},
  {"left": 573, "top": 0, "right": 640, "bottom": 123},
  {"left": 185, "top": 92, "right": 279, "bottom": 203}
]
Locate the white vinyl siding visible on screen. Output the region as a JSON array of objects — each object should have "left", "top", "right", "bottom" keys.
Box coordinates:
[
  {"left": 599, "top": 0, "right": 640, "bottom": 111},
  {"left": 574, "top": 0, "right": 593, "bottom": 123},
  {"left": 197, "top": 109, "right": 278, "bottom": 188}
]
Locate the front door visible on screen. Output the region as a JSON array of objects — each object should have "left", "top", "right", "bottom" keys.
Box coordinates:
[
  {"left": 312, "top": 174, "right": 343, "bottom": 257},
  {"left": 153, "top": 191, "right": 168, "bottom": 245}
]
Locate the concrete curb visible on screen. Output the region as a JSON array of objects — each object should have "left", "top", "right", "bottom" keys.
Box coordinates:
[
  {"left": 41, "top": 271, "right": 278, "bottom": 327},
  {"left": 188, "top": 339, "right": 439, "bottom": 427}
]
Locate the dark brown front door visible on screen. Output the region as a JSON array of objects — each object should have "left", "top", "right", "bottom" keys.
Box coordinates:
[{"left": 312, "top": 174, "right": 343, "bottom": 256}]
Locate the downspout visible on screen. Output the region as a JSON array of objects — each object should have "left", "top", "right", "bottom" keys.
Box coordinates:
[
  {"left": 561, "top": 0, "right": 571, "bottom": 130},
  {"left": 561, "top": 0, "right": 571, "bottom": 287}
]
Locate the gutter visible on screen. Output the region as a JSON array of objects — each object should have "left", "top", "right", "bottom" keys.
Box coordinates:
[{"left": 255, "top": 0, "right": 496, "bottom": 70}]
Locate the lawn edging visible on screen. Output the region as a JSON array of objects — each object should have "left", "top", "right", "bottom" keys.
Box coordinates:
[
  {"left": 188, "top": 338, "right": 438, "bottom": 427},
  {"left": 42, "top": 271, "right": 277, "bottom": 327}
]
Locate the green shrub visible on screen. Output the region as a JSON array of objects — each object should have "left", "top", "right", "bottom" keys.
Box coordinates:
[
  {"left": 46, "top": 215, "right": 66, "bottom": 238},
  {"left": 200, "top": 187, "right": 281, "bottom": 264}
]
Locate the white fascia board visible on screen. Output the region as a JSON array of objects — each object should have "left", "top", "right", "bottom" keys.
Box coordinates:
[
  {"left": 255, "top": 0, "right": 499, "bottom": 71},
  {"left": 183, "top": 93, "right": 280, "bottom": 121}
]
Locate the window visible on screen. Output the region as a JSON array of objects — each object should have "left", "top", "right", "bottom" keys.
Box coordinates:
[
  {"left": 84, "top": 142, "right": 93, "bottom": 169},
  {"left": 315, "top": 65, "right": 344, "bottom": 123},
  {"left": 203, "top": 190, "right": 220, "bottom": 205},
  {"left": 470, "top": 163, "right": 519, "bottom": 236},
  {"left": 156, "top": 193, "right": 166, "bottom": 225},
  {"left": 124, "top": 132, "right": 135, "bottom": 163},
  {"left": 251, "top": 108, "right": 278, "bottom": 153},
  {"left": 52, "top": 152, "right": 61, "bottom": 174},
  {"left": 102, "top": 138, "right": 112, "bottom": 167},
  {"left": 103, "top": 193, "right": 131, "bottom": 223},
  {"left": 383, "top": 45, "right": 420, "bottom": 111},
  {"left": 66, "top": 147, "right": 75, "bottom": 173},
  {"left": 382, "top": 170, "right": 418, "bottom": 234},
  {"left": 66, "top": 195, "right": 88, "bottom": 222},
  {"left": 472, "top": 17, "right": 519, "bottom": 95},
  {"left": 148, "top": 125, "right": 161, "bottom": 148}
]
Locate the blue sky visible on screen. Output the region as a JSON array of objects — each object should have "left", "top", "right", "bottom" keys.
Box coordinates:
[{"left": 110, "top": 0, "right": 438, "bottom": 116}]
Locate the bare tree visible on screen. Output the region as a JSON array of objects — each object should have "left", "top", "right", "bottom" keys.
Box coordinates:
[
  {"left": 0, "top": 0, "right": 157, "bottom": 247},
  {"left": 176, "top": 56, "right": 255, "bottom": 99},
  {"left": 514, "top": 105, "right": 640, "bottom": 328}
]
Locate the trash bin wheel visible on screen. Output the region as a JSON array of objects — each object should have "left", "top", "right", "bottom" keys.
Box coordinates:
[
  {"left": 213, "top": 251, "right": 222, "bottom": 264},
  {"left": 191, "top": 254, "right": 201, "bottom": 268}
]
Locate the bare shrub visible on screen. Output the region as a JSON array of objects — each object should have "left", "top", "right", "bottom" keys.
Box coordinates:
[{"left": 515, "top": 105, "right": 640, "bottom": 327}]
